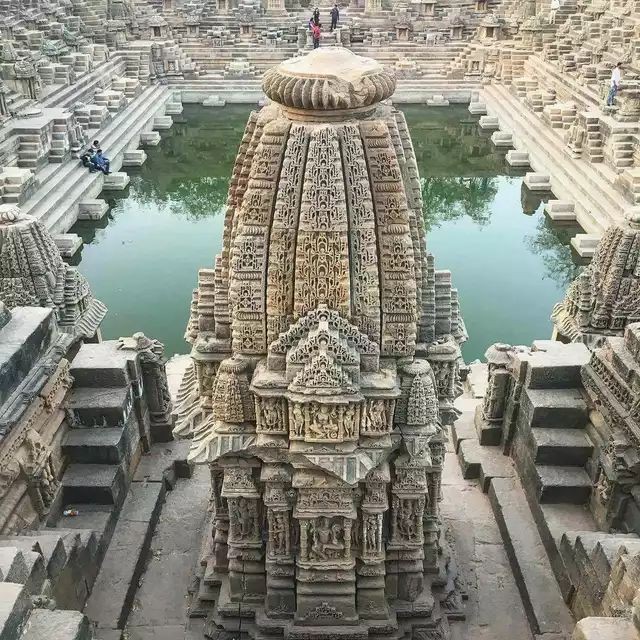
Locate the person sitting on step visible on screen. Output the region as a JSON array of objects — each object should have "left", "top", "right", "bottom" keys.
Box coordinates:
[{"left": 91, "top": 149, "right": 111, "bottom": 175}]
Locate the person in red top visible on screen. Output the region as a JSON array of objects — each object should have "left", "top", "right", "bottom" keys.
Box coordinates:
[{"left": 311, "top": 22, "right": 321, "bottom": 48}]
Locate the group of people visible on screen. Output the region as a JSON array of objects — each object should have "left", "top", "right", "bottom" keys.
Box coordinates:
[
  {"left": 308, "top": 4, "right": 340, "bottom": 49},
  {"left": 80, "top": 140, "right": 111, "bottom": 175}
]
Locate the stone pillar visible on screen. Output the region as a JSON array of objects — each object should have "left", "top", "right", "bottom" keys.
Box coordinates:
[
  {"left": 210, "top": 467, "right": 230, "bottom": 573},
  {"left": 0, "top": 82, "right": 8, "bottom": 118},
  {"left": 356, "top": 470, "right": 389, "bottom": 620},
  {"left": 262, "top": 464, "right": 295, "bottom": 618},
  {"left": 482, "top": 343, "right": 513, "bottom": 422},
  {"left": 293, "top": 477, "right": 358, "bottom": 627},
  {"left": 118, "top": 332, "right": 174, "bottom": 444},
  {"left": 386, "top": 457, "right": 428, "bottom": 602},
  {"left": 221, "top": 462, "right": 266, "bottom": 607}
]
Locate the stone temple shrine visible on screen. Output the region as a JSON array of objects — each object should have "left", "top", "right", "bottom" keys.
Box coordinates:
[
  {"left": 3, "top": 1, "right": 640, "bottom": 640},
  {"left": 173, "top": 47, "right": 465, "bottom": 640}
]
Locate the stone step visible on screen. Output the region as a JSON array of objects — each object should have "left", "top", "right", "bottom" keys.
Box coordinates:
[
  {"left": 531, "top": 428, "right": 593, "bottom": 466},
  {"left": 534, "top": 465, "right": 592, "bottom": 504},
  {"left": 84, "top": 482, "right": 167, "bottom": 631},
  {"left": 489, "top": 477, "right": 575, "bottom": 638},
  {"left": 521, "top": 388, "right": 588, "bottom": 429},
  {"left": 0, "top": 583, "right": 30, "bottom": 640},
  {"left": 61, "top": 463, "right": 126, "bottom": 506},
  {"left": 457, "top": 438, "right": 515, "bottom": 492},
  {"left": 525, "top": 342, "right": 590, "bottom": 389},
  {"left": 69, "top": 342, "right": 130, "bottom": 388},
  {"left": 78, "top": 198, "right": 109, "bottom": 221},
  {"left": 24, "top": 84, "right": 170, "bottom": 235},
  {"left": 483, "top": 83, "right": 623, "bottom": 234},
  {"left": 0, "top": 536, "right": 66, "bottom": 582},
  {"left": 62, "top": 428, "right": 127, "bottom": 465},
  {"left": 19, "top": 609, "right": 92, "bottom": 640},
  {"left": 67, "top": 387, "right": 131, "bottom": 427}
]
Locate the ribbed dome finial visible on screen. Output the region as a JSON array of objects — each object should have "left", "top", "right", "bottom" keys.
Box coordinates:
[{"left": 262, "top": 47, "right": 396, "bottom": 112}]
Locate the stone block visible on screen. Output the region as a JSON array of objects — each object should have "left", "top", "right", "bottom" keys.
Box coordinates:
[
  {"left": 545, "top": 200, "right": 576, "bottom": 222},
  {"left": 468, "top": 101, "right": 487, "bottom": 115},
  {"left": 426, "top": 94, "right": 449, "bottom": 106},
  {"left": 63, "top": 428, "right": 127, "bottom": 465},
  {"left": 140, "top": 131, "right": 161, "bottom": 147},
  {"left": 20, "top": 609, "right": 92, "bottom": 640},
  {"left": 78, "top": 199, "right": 109, "bottom": 221},
  {"left": 523, "top": 173, "right": 551, "bottom": 194},
  {"left": 69, "top": 341, "right": 130, "bottom": 388},
  {"left": 153, "top": 115, "right": 173, "bottom": 130},
  {"left": 202, "top": 95, "right": 226, "bottom": 107},
  {"left": 505, "top": 150, "right": 530, "bottom": 167},
  {"left": 524, "top": 343, "right": 591, "bottom": 389},
  {"left": 478, "top": 115, "right": 499, "bottom": 130},
  {"left": 103, "top": 172, "right": 130, "bottom": 191},
  {"left": 0, "top": 307, "right": 54, "bottom": 408},
  {"left": 572, "top": 617, "right": 638, "bottom": 640},
  {"left": 61, "top": 463, "right": 126, "bottom": 505},
  {"left": 571, "top": 234, "right": 600, "bottom": 259},
  {"left": 491, "top": 131, "right": 514, "bottom": 147},
  {"left": 164, "top": 101, "right": 183, "bottom": 115},
  {"left": 0, "top": 582, "right": 30, "bottom": 640},
  {"left": 122, "top": 150, "right": 147, "bottom": 167},
  {"left": 53, "top": 234, "right": 83, "bottom": 259}
]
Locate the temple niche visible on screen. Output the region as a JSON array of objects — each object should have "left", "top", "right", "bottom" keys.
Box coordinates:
[{"left": 174, "top": 47, "right": 466, "bottom": 640}]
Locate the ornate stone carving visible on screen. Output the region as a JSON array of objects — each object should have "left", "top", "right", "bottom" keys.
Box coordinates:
[{"left": 173, "top": 48, "right": 463, "bottom": 638}]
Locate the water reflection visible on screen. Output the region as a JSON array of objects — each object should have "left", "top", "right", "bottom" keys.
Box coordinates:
[
  {"left": 71, "top": 104, "right": 583, "bottom": 360},
  {"left": 524, "top": 216, "right": 584, "bottom": 288},
  {"left": 129, "top": 105, "right": 248, "bottom": 220},
  {"left": 422, "top": 176, "right": 498, "bottom": 231}
]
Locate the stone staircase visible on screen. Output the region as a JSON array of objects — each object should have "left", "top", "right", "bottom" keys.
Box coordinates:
[
  {"left": 453, "top": 384, "right": 577, "bottom": 639},
  {"left": 21, "top": 84, "right": 172, "bottom": 234},
  {"left": 482, "top": 83, "right": 629, "bottom": 234},
  {"left": 0, "top": 530, "right": 99, "bottom": 640}
]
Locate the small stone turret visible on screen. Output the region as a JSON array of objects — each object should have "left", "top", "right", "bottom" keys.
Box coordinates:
[
  {"left": 552, "top": 211, "right": 640, "bottom": 348},
  {"left": 0, "top": 205, "right": 106, "bottom": 339}
]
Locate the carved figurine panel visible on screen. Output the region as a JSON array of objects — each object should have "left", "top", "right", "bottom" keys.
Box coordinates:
[
  {"left": 288, "top": 401, "right": 360, "bottom": 443},
  {"left": 256, "top": 397, "right": 288, "bottom": 434},
  {"left": 361, "top": 399, "right": 394, "bottom": 436},
  {"left": 390, "top": 495, "right": 426, "bottom": 547},
  {"left": 299, "top": 515, "right": 352, "bottom": 565},
  {"left": 228, "top": 496, "right": 261, "bottom": 545}
]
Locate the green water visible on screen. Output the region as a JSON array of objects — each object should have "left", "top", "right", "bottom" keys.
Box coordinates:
[{"left": 71, "top": 104, "right": 583, "bottom": 361}]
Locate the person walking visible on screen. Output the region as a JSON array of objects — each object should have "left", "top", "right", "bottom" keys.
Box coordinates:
[
  {"left": 607, "top": 62, "right": 622, "bottom": 106},
  {"left": 330, "top": 4, "right": 339, "bottom": 31},
  {"left": 312, "top": 6, "right": 320, "bottom": 25},
  {"left": 311, "top": 21, "right": 321, "bottom": 48},
  {"left": 550, "top": 0, "right": 560, "bottom": 24}
]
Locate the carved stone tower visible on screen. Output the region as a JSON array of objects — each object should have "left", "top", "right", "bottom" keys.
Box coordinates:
[{"left": 175, "top": 48, "right": 466, "bottom": 640}]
